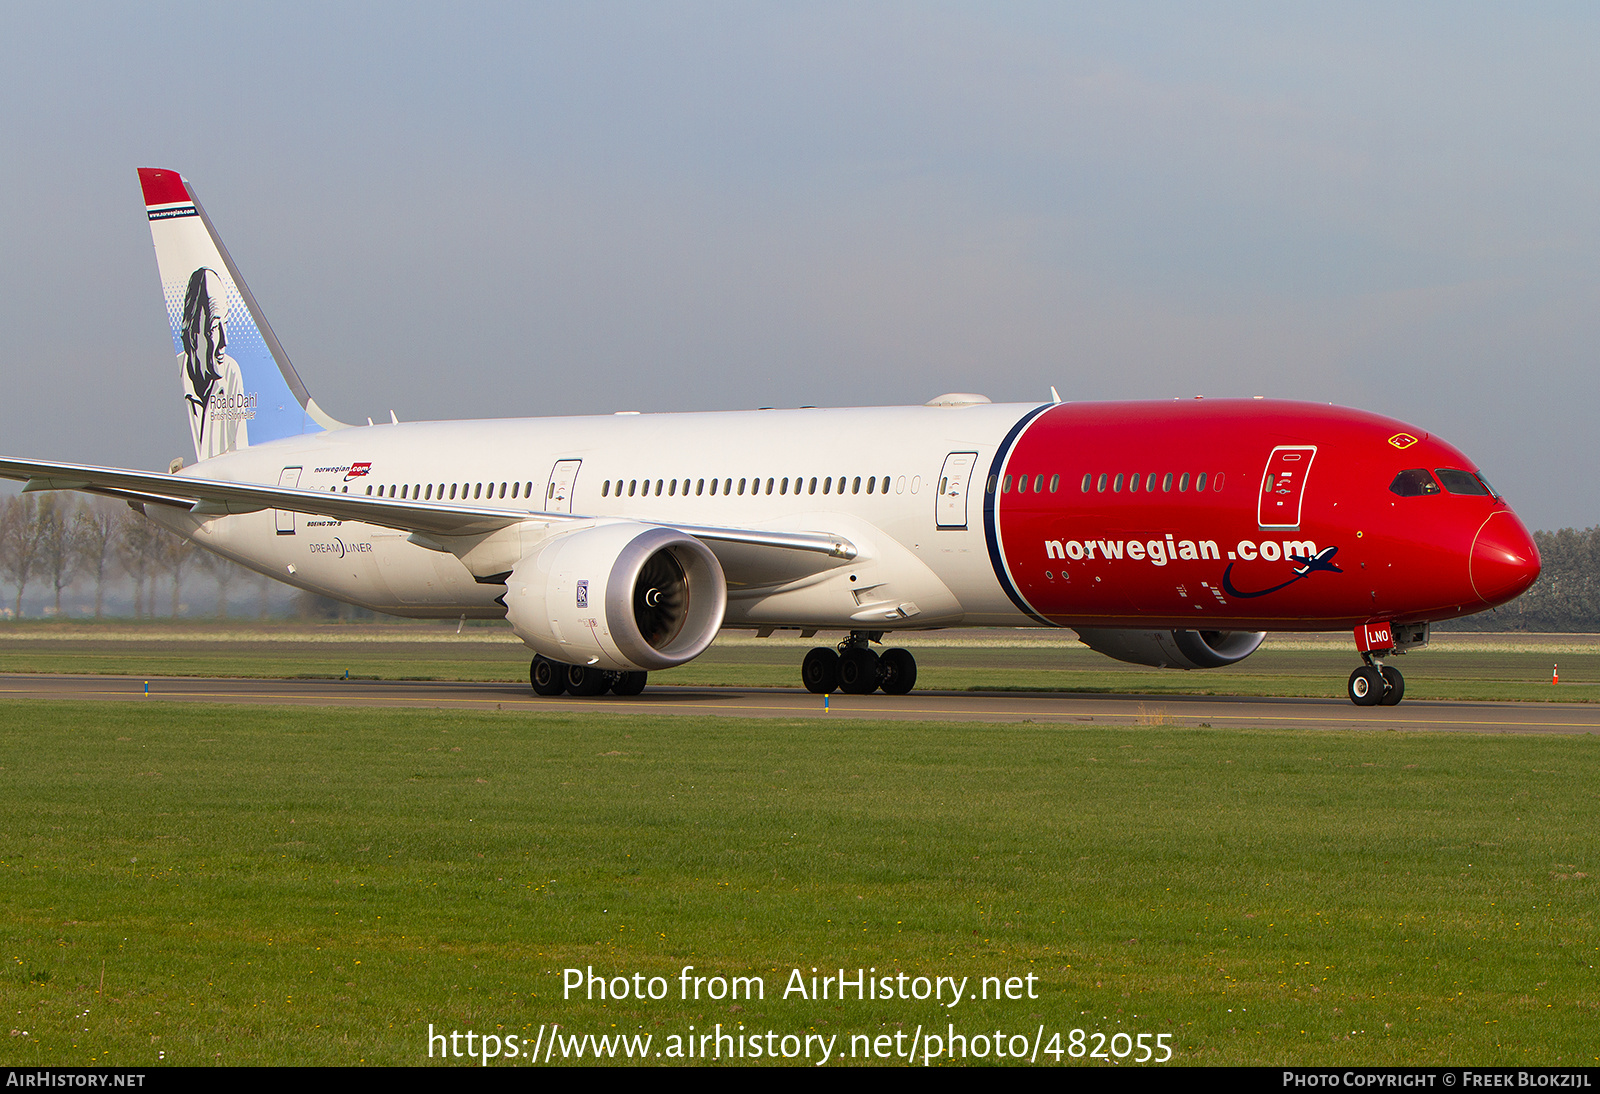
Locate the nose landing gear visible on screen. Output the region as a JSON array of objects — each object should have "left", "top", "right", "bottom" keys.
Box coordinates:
[
  {"left": 1347, "top": 621, "right": 1425, "bottom": 706},
  {"left": 802, "top": 632, "right": 918, "bottom": 695},
  {"left": 1348, "top": 662, "right": 1403, "bottom": 706}
]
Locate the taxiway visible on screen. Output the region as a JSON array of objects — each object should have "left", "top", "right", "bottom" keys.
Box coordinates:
[{"left": 0, "top": 674, "right": 1595, "bottom": 733}]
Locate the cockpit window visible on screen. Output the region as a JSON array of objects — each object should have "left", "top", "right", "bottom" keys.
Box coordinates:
[
  {"left": 1389, "top": 469, "right": 1441, "bottom": 497},
  {"left": 1435, "top": 468, "right": 1491, "bottom": 497}
]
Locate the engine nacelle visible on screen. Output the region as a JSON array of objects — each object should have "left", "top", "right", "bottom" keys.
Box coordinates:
[
  {"left": 1074, "top": 628, "right": 1265, "bottom": 670},
  {"left": 505, "top": 523, "right": 727, "bottom": 672}
]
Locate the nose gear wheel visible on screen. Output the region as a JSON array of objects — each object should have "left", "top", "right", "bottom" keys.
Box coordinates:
[{"left": 1348, "top": 663, "right": 1404, "bottom": 706}]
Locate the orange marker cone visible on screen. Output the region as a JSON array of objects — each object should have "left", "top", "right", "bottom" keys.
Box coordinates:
[{"left": 1553, "top": 664, "right": 1559, "bottom": 685}]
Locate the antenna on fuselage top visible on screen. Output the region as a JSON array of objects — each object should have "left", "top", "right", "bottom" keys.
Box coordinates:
[{"left": 1049, "top": 386, "right": 1062, "bottom": 404}]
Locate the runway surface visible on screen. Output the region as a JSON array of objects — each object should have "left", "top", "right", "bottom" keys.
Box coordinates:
[{"left": 1, "top": 673, "right": 1596, "bottom": 733}]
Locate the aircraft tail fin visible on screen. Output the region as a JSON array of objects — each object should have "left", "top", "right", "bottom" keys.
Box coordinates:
[{"left": 138, "top": 168, "right": 348, "bottom": 462}]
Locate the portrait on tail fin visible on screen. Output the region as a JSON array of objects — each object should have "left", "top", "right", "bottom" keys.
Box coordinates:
[{"left": 179, "top": 267, "right": 249, "bottom": 459}]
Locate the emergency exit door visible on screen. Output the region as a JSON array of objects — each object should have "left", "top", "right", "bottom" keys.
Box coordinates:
[
  {"left": 545, "top": 460, "right": 582, "bottom": 514},
  {"left": 1257, "top": 446, "right": 1316, "bottom": 529},
  {"left": 275, "top": 466, "right": 302, "bottom": 535},
  {"left": 936, "top": 452, "right": 978, "bottom": 530}
]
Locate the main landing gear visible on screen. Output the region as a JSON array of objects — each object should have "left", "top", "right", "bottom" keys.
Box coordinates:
[
  {"left": 530, "top": 654, "right": 647, "bottom": 698},
  {"left": 802, "top": 632, "right": 918, "bottom": 696},
  {"left": 1346, "top": 621, "right": 1427, "bottom": 706}
]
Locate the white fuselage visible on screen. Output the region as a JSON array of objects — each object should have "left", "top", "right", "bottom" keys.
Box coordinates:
[{"left": 148, "top": 401, "right": 1035, "bottom": 629}]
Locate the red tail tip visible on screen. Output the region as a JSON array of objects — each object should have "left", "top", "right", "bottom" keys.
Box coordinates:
[{"left": 137, "top": 167, "right": 190, "bottom": 206}]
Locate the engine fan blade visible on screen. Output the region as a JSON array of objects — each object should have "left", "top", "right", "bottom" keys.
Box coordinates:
[{"left": 633, "top": 549, "right": 688, "bottom": 649}]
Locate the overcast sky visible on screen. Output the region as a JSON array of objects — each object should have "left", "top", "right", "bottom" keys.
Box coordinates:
[{"left": 1, "top": 3, "right": 1595, "bottom": 530}]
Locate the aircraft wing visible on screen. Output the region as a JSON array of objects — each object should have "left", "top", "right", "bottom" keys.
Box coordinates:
[{"left": 0, "top": 456, "right": 857, "bottom": 560}]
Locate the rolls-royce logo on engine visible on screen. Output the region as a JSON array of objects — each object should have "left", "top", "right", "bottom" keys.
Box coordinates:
[{"left": 576, "top": 580, "right": 589, "bottom": 608}]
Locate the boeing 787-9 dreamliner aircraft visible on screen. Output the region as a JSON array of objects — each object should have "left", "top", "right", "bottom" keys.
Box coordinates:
[{"left": 0, "top": 169, "right": 1542, "bottom": 705}]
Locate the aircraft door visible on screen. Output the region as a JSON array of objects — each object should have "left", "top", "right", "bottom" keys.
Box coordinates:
[
  {"left": 1257, "top": 446, "right": 1317, "bottom": 529},
  {"left": 544, "top": 459, "right": 582, "bottom": 514},
  {"left": 275, "top": 466, "right": 302, "bottom": 535},
  {"left": 935, "top": 452, "right": 978, "bottom": 530}
]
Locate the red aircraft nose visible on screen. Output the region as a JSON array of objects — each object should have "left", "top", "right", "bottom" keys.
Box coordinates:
[{"left": 1469, "top": 510, "right": 1541, "bottom": 606}]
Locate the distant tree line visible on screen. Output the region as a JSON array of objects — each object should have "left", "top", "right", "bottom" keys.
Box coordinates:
[{"left": 0, "top": 494, "right": 274, "bottom": 620}]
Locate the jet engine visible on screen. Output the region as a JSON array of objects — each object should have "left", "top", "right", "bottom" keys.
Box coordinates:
[
  {"left": 504, "top": 523, "right": 726, "bottom": 672},
  {"left": 1074, "top": 628, "right": 1265, "bottom": 670}
]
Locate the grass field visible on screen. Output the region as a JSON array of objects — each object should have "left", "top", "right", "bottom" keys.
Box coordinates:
[
  {"left": 0, "top": 622, "right": 1595, "bottom": 703},
  {"left": 0, "top": 700, "right": 1595, "bottom": 1067}
]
